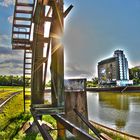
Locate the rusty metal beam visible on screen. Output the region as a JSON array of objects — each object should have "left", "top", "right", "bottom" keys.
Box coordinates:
[
  {"left": 52, "top": 114, "right": 98, "bottom": 140},
  {"left": 31, "top": 106, "right": 64, "bottom": 115},
  {"left": 15, "top": 10, "right": 33, "bottom": 14},
  {"left": 44, "top": 16, "right": 52, "bottom": 22},
  {"left": 16, "top": 3, "right": 34, "bottom": 7},
  {"left": 31, "top": 111, "right": 53, "bottom": 140},
  {"left": 14, "top": 17, "right": 32, "bottom": 21},
  {"left": 13, "top": 24, "right": 31, "bottom": 28},
  {"left": 51, "top": 0, "right": 64, "bottom": 107},
  {"left": 73, "top": 108, "right": 112, "bottom": 140},
  {"left": 73, "top": 108, "right": 101, "bottom": 139},
  {"left": 12, "top": 46, "right": 31, "bottom": 50},
  {"left": 12, "top": 39, "right": 31, "bottom": 43},
  {"left": 13, "top": 31, "right": 30, "bottom": 34},
  {"left": 43, "top": 0, "right": 49, "bottom": 5},
  {"left": 31, "top": 3, "right": 45, "bottom": 105},
  {"left": 63, "top": 5, "right": 73, "bottom": 18}
]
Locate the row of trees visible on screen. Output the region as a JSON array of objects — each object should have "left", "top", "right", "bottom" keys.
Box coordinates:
[
  {"left": 0, "top": 75, "right": 99, "bottom": 87},
  {"left": 0, "top": 75, "right": 30, "bottom": 86},
  {"left": 0, "top": 67, "right": 139, "bottom": 87}
]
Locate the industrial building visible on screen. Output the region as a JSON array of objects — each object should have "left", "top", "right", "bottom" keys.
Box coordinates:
[{"left": 98, "top": 50, "right": 133, "bottom": 86}]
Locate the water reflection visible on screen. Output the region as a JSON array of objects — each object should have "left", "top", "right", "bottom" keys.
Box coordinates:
[
  {"left": 99, "top": 93, "right": 129, "bottom": 110},
  {"left": 87, "top": 92, "right": 140, "bottom": 137}
]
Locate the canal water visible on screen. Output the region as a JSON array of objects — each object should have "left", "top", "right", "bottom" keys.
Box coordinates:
[{"left": 87, "top": 91, "right": 140, "bottom": 137}]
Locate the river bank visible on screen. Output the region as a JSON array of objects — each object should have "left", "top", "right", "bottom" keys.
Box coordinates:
[
  {"left": 90, "top": 121, "right": 140, "bottom": 140},
  {"left": 87, "top": 86, "right": 140, "bottom": 92}
]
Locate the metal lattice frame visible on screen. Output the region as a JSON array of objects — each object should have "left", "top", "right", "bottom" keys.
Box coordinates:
[{"left": 11, "top": 0, "right": 109, "bottom": 139}]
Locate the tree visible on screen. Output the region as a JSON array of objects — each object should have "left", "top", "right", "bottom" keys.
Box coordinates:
[
  {"left": 129, "top": 67, "right": 140, "bottom": 85},
  {"left": 92, "top": 77, "right": 98, "bottom": 84},
  {"left": 0, "top": 75, "right": 24, "bottom": 86}
]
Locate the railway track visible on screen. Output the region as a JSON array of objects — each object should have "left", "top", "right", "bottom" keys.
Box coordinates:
[{"left": 0, "top": 91, "right": 22, "bottom": 108}]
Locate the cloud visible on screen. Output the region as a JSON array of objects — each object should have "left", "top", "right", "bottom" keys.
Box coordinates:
[
  {"left": 0, "top": 46, "right": 12, "bottom": 54},
  {"left": 0, "top": 34, "right": 11, "bottom": 47},
  {"left": 0, "top": 34, "right": 10, "bottom": 41},
  {"left": 0, "top": 64, "right": 23, "bottom": 75},
  {"left": 8, "top": 15, "right": 13, "bottom": 24},
  {"left": 0, "top": 0, "right": 30, "bottom": 7},
  {"left": 65, "top": 63, "right": 93, "bottom": 79},
  {"left": 0, "top": 46, "right": 23, "bottom": 56},
  {"left": 0, "top": 59, "right": 22, "bottom": 65},
  {"left": 0, "top": 34, "right": 23, "bottom": 75},
  {"left": 0, "top": 0, "right": 14, "bottom": 7},
  {"left": 0, "top": 58, "right": 23, "bottom": 75},
  {"left": 0, "top": 45, "right": 24, "bottom": 75}
]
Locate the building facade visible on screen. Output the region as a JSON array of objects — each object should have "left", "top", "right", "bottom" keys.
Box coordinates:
[{"left": 98, "top": 50, "right": 130, "bottom": 86}]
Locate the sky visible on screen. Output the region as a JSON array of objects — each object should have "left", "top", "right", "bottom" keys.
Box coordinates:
[{"left": 0, "top": 0, "right": 140, "bottom": 79}]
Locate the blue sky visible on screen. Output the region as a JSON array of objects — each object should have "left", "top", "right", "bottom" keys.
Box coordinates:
[{"left": 0, "top": 0, "right": 140, "bottom": 78}]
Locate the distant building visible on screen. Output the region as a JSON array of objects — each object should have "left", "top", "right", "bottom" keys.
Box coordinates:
[{"left": 98, "top": 50, "right": 132, "bottom": 86}]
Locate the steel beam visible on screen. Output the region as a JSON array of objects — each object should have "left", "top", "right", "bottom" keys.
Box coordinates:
[
  {"left": 51, "top": 0, "right": 64, "bottom": 107},
  {"left": 31, "top": 111, "right": 53, "bottom": 140},
  {"left": 31, "top": 3, "right": 45, "bottom": 105},
  {"left": 64, "top": 5, "right": 73, "bottom": 18},
  {"left": 52, "top": 114, "right": 98, "bottom": 140}
]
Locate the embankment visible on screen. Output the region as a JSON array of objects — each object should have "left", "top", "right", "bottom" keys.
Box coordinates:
[
  {"left": 87, "top": 86, "right": 140, "bottom": 92},
  {"left": 90, "top": 121, "right": 140, "bottom": 140}
]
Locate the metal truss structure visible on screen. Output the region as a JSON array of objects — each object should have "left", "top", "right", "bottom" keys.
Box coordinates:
[{"left": 11, "top": 0, "right": 110, "bottom": 139}]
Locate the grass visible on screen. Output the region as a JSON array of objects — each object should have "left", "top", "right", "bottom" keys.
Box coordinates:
[
  {"left": 0, "top": 87, "right": 31, "bottom": 140},
  {"left": 0, "top": 114, "right": 31, "bottom": 140},
  {"left": 0, "top": 93, "right": 24, "bottom": 130},
  {"left": 0, "top": 85, "right": 31, "bottom": 139},
  {"left": 0, "top": 86, "right": 54, "bottom": 139},
  {"left": 14, "top": 115, "right": 57, "bottom": 140},
  {"left": 24, "top": 88, "right": 31, "bottom": 112},
  {"left": 0, "top": 86, "right": 23, "bottom": 102},
  {"left": 0, "top": 86, "right": 23, "bottom": 91}
]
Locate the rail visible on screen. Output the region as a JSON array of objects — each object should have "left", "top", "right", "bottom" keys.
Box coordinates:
[{"left": 0, "top": 91, "right": 22, "bottom": 108}]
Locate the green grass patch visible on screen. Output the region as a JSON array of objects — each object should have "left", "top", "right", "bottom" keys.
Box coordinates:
[
  {"left": 0, "top": 93, "right": 24, "bottom": 130},
  {"left": 0, "top": 86, "right": 23, "bottom": 91},
  {"left": 14, "top": 115, "right": 57, "bottom": 140},
  {"left": 0, "top": 86, "right": 23, "bottom": 102},
  {"left": 0, "top": 88, "right": 32, "bottom": 140},
  {"left": 0, "top": 114, "right": 31, "bottom": 140}
]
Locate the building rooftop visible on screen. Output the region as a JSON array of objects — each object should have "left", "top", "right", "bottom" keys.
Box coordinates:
[{"left": 98, "top": 57, "right": 116, "bottom": 65}]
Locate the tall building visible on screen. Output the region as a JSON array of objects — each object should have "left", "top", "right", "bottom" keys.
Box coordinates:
[
  {"left": 98, "top": 50, "right": 131, "bottom": 86},
  {"left": 113, "top": 50, "right": 129, "bottom": 80}
]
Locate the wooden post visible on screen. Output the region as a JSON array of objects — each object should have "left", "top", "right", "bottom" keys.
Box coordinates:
[
  {"left": 31, "top": 3, "right": 45, "bottom": 106},
  {"left": 65, "top": 91, "right": 88, "bottom": 130},
  {"left": 65, "top": 79, "right": 88, "bottom": 134}
]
